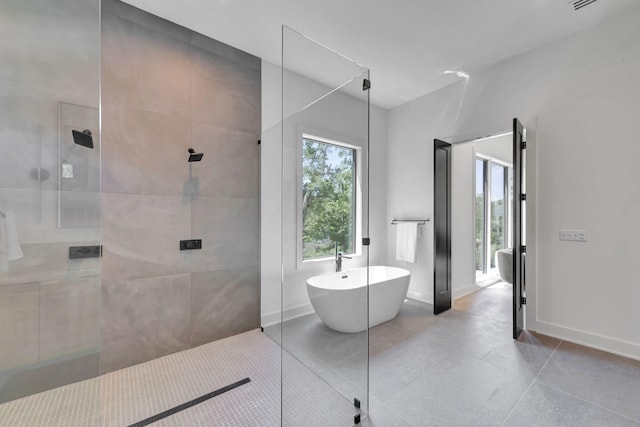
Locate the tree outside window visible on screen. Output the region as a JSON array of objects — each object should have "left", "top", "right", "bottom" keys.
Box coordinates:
[{"left": 302, "top": 138, "right": 355, "bottom": 259}]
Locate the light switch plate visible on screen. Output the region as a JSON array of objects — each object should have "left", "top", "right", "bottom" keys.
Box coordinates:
[{"left": 559, "top": 229, "right": 587, "bottom": 242}]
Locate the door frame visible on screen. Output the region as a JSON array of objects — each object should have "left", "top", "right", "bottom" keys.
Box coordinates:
[{"left": 512, "top": 118, "right": 526, "bottom": 339}]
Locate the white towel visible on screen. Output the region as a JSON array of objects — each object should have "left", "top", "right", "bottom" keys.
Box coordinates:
[
  {"left": 1, "top": 211, "right": 24, "bottom": 261},
  {"left": 395, "top": 222, "right": 418, "bottom": 263}
]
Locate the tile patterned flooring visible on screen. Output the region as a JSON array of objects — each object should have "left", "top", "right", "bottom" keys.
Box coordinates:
[{"left": 1, "top": 284, "right": 640, "bottom": 426}]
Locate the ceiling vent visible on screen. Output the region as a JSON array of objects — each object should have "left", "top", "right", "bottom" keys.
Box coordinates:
[{"left": 572, "top": 0, "right": 599, "bottom": 11}]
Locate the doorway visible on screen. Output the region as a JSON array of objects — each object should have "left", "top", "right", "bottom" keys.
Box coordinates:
[{"left": 434, "top": 119, "right": 526, "bottom": 339}]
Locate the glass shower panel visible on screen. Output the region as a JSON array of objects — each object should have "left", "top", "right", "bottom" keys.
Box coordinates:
[
  {"left": 0, "top": 0, "right": 101, "bottom": 418},
  {"left": 281, "top": 26, "right": 370, "bottom": 425}
]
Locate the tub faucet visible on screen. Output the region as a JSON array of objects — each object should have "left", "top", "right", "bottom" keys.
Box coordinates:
[{"left": 335, "top": 243, "right": 352, "bottom": 272}]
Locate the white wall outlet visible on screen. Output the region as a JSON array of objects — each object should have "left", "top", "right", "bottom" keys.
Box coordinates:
[{"left": 559, "top": 229, "right": 587, "bottom": 242}]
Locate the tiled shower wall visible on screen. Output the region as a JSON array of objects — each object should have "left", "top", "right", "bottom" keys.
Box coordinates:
[{"left": 100, "top": 0, "right": 261, "bottom": 372}]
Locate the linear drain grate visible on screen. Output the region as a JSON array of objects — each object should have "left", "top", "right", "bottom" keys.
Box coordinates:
[
  {"left": 128, "top": 377, "right": 251, "bottom": 427},
  {"left": 573, "top": 0, "right": 598, "bottom": 11}
]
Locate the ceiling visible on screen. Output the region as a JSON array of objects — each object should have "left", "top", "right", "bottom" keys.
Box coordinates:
[{"left": 123, "top": 0, "right": 640, "bottom": 110}]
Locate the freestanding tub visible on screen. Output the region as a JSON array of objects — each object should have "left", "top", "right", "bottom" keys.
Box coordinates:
[{"left": 306, "top": 266, "right": 411, "bottom": 333}]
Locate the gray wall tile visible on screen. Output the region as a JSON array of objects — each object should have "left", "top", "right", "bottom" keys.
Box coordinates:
[
  {"left": 0, "top": 242, "right": 100, "bottom": 287},
  {"left": 190, "top": 70, "right": 261, "bottom": 134},
  {"left": 190, "top": 267, "right": 259, "bottom": 347},
  {"left": 0, "top": 284, "right": 40, "bottom": 371},
  {"left": 101, "top": 7, "right": 191, "bottom": 118},
  {"left": 190, "top": 34, "right": 261, "bottom": 72},
  {"left": 191, "top": 46, "right": 261, "bottom": 89},
  {"left": 101, "top": 102, "right": 191, "bottom": 195},
  {"left": 98, "top": 0, "right": 260, "bottom": 372},
  {"left": 101, "top": 274, "right": 191, "bottom": 373},
  {"left": 102, "top": 193, "right": 191, "bottom": 283},
  {"left": 190, "top": 196, "right": 259, "bottom": 272},
  {"left": 39, "top": 277, "right": 101, "bottom": 361},
  {"left": 190, "top": 123, "right": 259, "bottom": 198},
  {"left": 102, "top": 0, "right": 191, "bottom": 43},
  {"left": 0, "top": 3, "right": 99, "bottom": 102},
  {"left": 0, "top": 122, "right": 41, "bottom": 190}
]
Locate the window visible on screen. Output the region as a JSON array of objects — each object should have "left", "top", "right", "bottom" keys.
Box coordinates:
[
  {"left": 475, "top": 156, "right": 512, "bottom": 277},
  {"left": 475, "top": 159, "right": 486, "bottom": 272},
  {"left": 301, "top": 135, "right": 358, "bottom": 260}
]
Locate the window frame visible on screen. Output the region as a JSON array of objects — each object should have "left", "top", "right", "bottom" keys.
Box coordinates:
[{"left": 297, "top": 130, "right": 363, "bottom": 267}]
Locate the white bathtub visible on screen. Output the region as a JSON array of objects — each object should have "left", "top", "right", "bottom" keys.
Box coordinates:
[{"left": 306, "top": 266, "right": 411, "bottom": 333}]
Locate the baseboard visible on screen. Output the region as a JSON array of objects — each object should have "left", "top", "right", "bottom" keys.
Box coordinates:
[
  {"left": 261, "top": 303, "right": 314, "bottom": 328},
  {"left": 453, "top": 284, "right": 479, "bottom": 299},
  {"left": 407, "top": 288, "right": 432, "bottom": 304},
  {"left": 530, "top": 319, "right": 640, "bottom": 362}
]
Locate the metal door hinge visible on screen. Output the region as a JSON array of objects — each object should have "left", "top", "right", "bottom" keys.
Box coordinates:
[
  {"left": 521, "top": 245, "right": 526, "bottom": 253},
  {"left": 363, "top": 79, "right": 371, "bottom": 91},
  {"left": 521, "top": 141, "right": 527, "bottom": 150},
  {"left": 521, "top": 296, "right": 527, "bottom": 305},
  {"left": 520, "top": 194, "right": 526, "bottom": 201},
  {"left": 354, "top": 414, "right": 361, "bottom": 424},
  {"left": 362, "top": 237, "right": 371, "bottom": 246}
]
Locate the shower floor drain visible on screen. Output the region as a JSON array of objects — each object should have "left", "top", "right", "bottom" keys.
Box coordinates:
[{"left": 128, "top": 377, "right": 251, "bottom": 427}]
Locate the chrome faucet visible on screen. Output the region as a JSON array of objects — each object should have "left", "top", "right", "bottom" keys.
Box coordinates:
[{"left": 335, "top": 243, "right": 352, "bottom": 272}]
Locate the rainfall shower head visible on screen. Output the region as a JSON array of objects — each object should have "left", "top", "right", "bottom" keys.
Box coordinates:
[
  {"left": 72, "top": 129, "right": 94, "bottom": 149},
  {"left": 188, "top": 148, "right": 203, "bottom": 162}
]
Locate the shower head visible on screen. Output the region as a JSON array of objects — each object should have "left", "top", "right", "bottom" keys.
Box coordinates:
[
  {"left": 72, "top": 129, "right": 94, "bottom": 149},
  {"left": 188, "top": 148, "right": 203, "bottom": 162}
]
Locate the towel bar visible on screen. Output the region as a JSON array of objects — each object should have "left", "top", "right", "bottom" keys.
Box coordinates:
[{"left": 391, "top": 219, "right": 429, "bottom": 225}]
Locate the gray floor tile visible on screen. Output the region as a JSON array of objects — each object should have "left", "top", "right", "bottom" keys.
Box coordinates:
[
  {"left": 454, "top": 282, "right": 512, "bottom": 324},
  {"left": 369, "top": 324, "right": 461, "bottom": 403},
  {"left": 363, "top": 399, "right": 415, "bottom": 427},
  {"left": 7, "top": 286, "right": 639, "bottom": 426},
  {"left": 503, "top": 382, "right": 640, "bottom": 427},
  {"left": 421, "top": 308, "right": 499, "bottom": 341},
  {"left": 282, "top": 350, "right": 360, "bottom": 427},
  {"left": 536, "top": 340, "right": 640, "bottom": 422},
  {"left": 385, "top": 351, "right": 534, "bottom": 427},
  {"left": 458, "top": 320, "right": 561, "bottom": 377},
  {"left": 281, "top": 313, "right": 367, "bottom": 367},
  {"left": 539, "top": 342, "right": 640, "bottom": 422}
]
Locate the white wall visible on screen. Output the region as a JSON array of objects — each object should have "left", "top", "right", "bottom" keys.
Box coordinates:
[
  {"left": 451, "top": 135, "right": 512, "bottom": 299},
  {"left": 387, "top": 9, "right": 640, "bottom": 360},
  {"left": 261, "top": 60, "right": 388, "bottom": 326}
]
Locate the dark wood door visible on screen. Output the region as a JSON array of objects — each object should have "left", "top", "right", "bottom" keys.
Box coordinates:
[
  {"left": 513, "top": 118, "right": 526, "bottom": 339},
  {"left": 434, "top": 139, "right": 452, "bottom": 315}
]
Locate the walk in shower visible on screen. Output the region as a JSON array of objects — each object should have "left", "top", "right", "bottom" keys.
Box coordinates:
[
  {"left": 1, "top": 0, "right": 262, "bottom": 424},
  {"left": 1, "top": 1, "right": 371, "bottom": 425}
]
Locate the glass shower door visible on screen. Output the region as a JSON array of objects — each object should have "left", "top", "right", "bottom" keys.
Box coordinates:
[
  {"left": 0, "top": 0, "right": 102, "bottom": 423},
  {"left": 280, "top": 26, "right": 371, "bottom": 425}
]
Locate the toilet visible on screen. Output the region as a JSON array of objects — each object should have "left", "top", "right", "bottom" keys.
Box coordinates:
[{"left": 496, "top": 248, "right": 513, "bottom": 284}]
